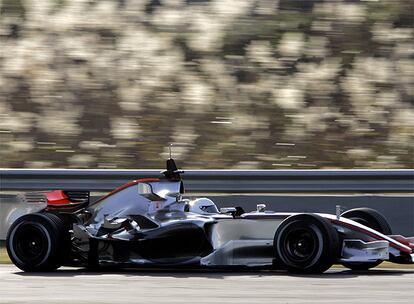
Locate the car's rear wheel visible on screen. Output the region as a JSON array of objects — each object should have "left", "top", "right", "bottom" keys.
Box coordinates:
[
  {"left": 6, "top": 212, "right": 70, "bottom": 272},
  {"left": 340, "top": 208, "right": 392, "bottom": 270},
  {"left": 274, "top": 214, "right": 340, "bottom": 273}
]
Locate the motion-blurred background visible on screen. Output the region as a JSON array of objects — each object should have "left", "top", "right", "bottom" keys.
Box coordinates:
[{"left": 0, "top": 0, "right": 413, "bottom": 169}]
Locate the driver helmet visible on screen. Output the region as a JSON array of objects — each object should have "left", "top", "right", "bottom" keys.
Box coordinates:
[{"left": 188, "top": 198, "right": 219, "bottom": 215}]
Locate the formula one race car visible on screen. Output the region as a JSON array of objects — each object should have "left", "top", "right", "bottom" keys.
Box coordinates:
[{"left": 6, "top": 158, "right": 414, "bottom": 273}]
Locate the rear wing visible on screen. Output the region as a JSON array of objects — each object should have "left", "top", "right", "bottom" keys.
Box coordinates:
[
  {"left": 18, "top": 192, "right": 48, "bottom": 205},
  {"left": 45, "top": 190, "right": 90, "bottom": 209},
  {"left": 18, "top": 190, "right": 90, "bottom": 207}
]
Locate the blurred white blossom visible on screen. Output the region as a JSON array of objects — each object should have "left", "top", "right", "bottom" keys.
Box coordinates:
[{"left": 0, "top": 0, "right": 412, "bottom": 169}]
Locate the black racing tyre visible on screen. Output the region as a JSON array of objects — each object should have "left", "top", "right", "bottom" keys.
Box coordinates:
[
  {"left": 274, "top": 214, "right": 340, "bottom": 274},
  {"left": 340, "top": 208, "right": 392, "bottom": 270},
  {"left": 6, "top": 212, "right": 70, "bottom": 272}
]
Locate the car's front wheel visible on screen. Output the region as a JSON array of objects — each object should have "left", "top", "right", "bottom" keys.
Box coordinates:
[
  {"left": 6, "top": 212, "right": 69, "bottom": 272},
  {"left": 274, "top": 214, "right": 340, "bottom": 273},
  {"left": 340, "top": 208, "right": 392, "bottom": 270}
]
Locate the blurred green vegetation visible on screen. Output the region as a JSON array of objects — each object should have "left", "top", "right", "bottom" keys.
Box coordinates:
[{"left": 0, "top": 0, "right": 413, "bottom": 169}]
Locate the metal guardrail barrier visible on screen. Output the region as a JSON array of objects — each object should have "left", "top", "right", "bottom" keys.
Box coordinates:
[{"left": 1, "top": 169, "right": 413, "bottom": 193}]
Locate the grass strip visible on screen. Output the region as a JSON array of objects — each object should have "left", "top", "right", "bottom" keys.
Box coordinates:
[{"left": 0, "top": 246, "right": 10, "bottom": 264}]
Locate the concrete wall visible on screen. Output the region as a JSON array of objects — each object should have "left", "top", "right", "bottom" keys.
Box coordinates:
[
  {"left": 1, "top": 194, "right": 413, "bottom": 239},
  {"left": 207, "top": 194, "right": 414, "bottom": 236}
]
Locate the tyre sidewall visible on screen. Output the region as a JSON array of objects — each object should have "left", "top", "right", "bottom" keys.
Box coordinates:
[{"left": 340, "top": 208, "right": 392, "bottom": 235}]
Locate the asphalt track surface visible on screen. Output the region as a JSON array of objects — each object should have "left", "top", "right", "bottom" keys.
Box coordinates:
[{"left": 0, "top": 265, "right": 413, "bottom": 304}]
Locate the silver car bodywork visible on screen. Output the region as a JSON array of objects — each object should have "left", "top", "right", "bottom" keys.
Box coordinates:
[{"left": 62, "top": 178, "right": 413, "bottom": 268}]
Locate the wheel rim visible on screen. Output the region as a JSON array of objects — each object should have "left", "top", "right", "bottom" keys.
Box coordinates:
[
  {"left": 284, "top": 228, "right": 318, "bottom": 263},
  {"left": 11, "top": 222, "right": 50, "bottom": 264}
]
